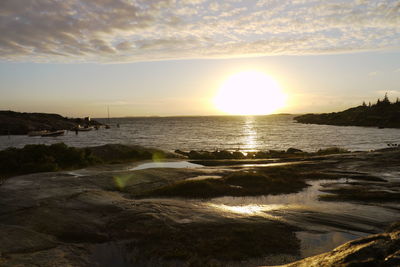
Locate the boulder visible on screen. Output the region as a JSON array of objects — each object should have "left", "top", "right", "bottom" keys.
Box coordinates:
[{"left": 286, "top": 148, "right": 303, "bottom": 154}]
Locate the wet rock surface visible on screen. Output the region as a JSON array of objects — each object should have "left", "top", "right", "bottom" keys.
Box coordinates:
[
  {"left": 0, "top": 149, "right": 399, "bottom": 266},
  {"left": 278, "top": 226, "right": 400, "bottom": 267}
]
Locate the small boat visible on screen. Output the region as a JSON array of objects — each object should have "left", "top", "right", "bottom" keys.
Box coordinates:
[
  {"left": 77, "top": 127, "right": 93, "bottom": 131},
  {"left": 28, "top": 130, "right": 48, "bottom": 137},
  {"left": 74, "top": 126, "right": 94, "bottom": 132},
  {"left": 41, "top": 130, "right": 65, "bottom": 137}
]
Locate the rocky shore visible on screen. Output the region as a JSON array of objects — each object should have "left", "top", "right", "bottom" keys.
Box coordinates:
[
  {"left": 0, "top": 143, "right": 175, "bottom": 179},
  {"left": 294, "top": 95, "right": 400, "bottom": 129},
  {"left": 279, "top": 224, "right": 400, "bottom": 267},
  {"left": 0, "top": 146, "right": 399, "bottom": 266},
  {"left": 0, "top": 110, "right": 102, "bottom": 135}
]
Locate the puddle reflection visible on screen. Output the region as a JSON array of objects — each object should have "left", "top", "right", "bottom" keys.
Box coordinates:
[
  {"left": 209, "top": 203, "right": 285, "bottom": 215},
  {"left": 297, "top": 231, "right": 366, "bottom": 257},
  {"left": 206, "top": 178, "right": 400, "bottom": 257},
  {"left": 130, "top": 161, "right": 202, "bottom": 170},
  {"left": 186, "top": 175, "right": 222, "bottom": 181}
]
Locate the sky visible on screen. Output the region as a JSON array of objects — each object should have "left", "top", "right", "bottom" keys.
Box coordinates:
[{"left": 0, "top": 0, "right": 399, "bottom": 117}]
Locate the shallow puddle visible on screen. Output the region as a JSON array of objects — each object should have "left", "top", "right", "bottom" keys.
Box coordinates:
[
  {"left": 297, "top": 231, "right": 365, "bottom": 257},
  {"left": 207, "top": 178, "right": 400, "bottom": 257},
  {"left": 130, "top": 161, "right": 202, "bottom": 170},
  {"left": 239, "top": 161, "right": 311, "bottom": 168},
  {"left": 185, "top": 175, "right": 222, "bottom": 181}
]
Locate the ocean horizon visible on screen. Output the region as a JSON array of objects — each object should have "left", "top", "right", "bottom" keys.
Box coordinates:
[{"left": 2, "top": 114, "right": 400, "bottom": 152}]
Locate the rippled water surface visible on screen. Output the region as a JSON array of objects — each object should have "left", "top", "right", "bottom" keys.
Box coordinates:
[{"left": 2, "top": 115, "right": 400, "bottom": 151}]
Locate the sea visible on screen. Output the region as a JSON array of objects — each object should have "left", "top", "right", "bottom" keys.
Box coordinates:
[{"left": 1, "top": 114, "right": 400, "bottom": 152}]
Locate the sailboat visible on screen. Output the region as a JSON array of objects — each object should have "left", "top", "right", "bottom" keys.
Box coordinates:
[
  {"left": 41, "top": 130, "right": 65, "bottom": 137},
  {"left": 28, "top": 130, "right": 49, "bottom": 136},
  {"left": 105, "top": 106, "right": 111, "bottom": 129}
]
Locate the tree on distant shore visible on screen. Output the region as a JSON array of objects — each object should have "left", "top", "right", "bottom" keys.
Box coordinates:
[
  {"left": 295, "top": 92, "right": 400, "bottom": 128},
  {"left": 375, "top": 93, "right": 391, "bottom": 107},
  {"left": 359, "top": 93, "right": 400, "bottom": 109},
  {"left": 382, "top": 92, "right": 390, "bottom": 105}
]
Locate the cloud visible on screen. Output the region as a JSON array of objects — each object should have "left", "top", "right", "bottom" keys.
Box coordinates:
[
  {"left": 368, "top": 71, "right": 380, "bottom": 76},
  {"left": 0, "top": 0, "right": 399, "bottom": 63}
]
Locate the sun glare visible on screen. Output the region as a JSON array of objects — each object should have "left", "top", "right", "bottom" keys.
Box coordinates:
[{"left": 214, "top": 70, "right": 286, "bottom": 115}]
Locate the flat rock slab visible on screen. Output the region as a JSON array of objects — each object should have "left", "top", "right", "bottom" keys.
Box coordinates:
[
  {"left": 1, "top": 150, "right": 400, "bottom": 266},
  {"left": 0, "top": 224, "right": 57, "bottom": 255}
]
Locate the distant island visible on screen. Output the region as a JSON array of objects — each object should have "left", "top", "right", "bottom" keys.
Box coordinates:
[
  {"left": 294, "top": 94, "right": 400, "bottom": 128},
  {"left": 0, "top": 110, "right": 102, "bottom": 135}
]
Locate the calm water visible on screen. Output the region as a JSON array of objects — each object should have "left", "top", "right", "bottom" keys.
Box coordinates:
[
  {"left": 1, "top": 115, "right": 400, "bottom": 152},
  {"left": 208, "top": 177, "right": 400, "bottom": 258}
]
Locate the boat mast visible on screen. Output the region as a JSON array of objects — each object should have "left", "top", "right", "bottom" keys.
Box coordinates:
[{"left": 107, "top": 106, "right": 110, "bottom": 124}]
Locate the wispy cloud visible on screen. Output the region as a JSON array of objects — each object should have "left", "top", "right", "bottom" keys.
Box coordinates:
[
  {"left": 368, "top": 71, "right": 380, "bottom": 76},
  {"left": 0, "top": 0, "right": 399, "bottom": 63}
]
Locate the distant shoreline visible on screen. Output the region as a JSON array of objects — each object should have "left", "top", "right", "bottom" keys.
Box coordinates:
[
  {"left": 0, "top": 110, "right": 102, "bottom": 135},
  {"left": 95, "top": 113, "right": 295, "bottom": 119},
  {"left": 295, "top": 95, "right": 400, "bottom": 129}
]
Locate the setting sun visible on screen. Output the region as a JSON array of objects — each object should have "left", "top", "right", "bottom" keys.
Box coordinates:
[{"left": 214, "top": 70, "right": 286, "bottom": 115}]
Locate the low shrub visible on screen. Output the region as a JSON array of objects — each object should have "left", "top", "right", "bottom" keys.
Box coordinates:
[{"left": 0, "top": 143, "right": 99, "bottom": 177}]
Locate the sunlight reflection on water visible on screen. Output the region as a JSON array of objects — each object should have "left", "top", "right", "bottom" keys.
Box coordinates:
[
  {"left": 208, "top": 203, "right": 285, "bottom": 215},
  {"left": 129, "top": 161, "right": 202, "bottom": 170},
  {"left": 3, "top": 115, "right": 400, "bottom": 152},
  {"left": 241, "top": 116, "right": 258, "bottom": 152}
]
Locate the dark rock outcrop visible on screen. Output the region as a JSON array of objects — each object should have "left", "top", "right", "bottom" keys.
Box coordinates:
[
  {"left": 294, "top": 98, "right": 400, "bottom": 128},
  {"left": 178, "top": 147, "right": 344, "bottom": 161},
  {"left": 286, "top": 148, "right": 303, "bottom": 154},
  {"left": 0, "top": 110, "right": 102, "bottom": 135}
]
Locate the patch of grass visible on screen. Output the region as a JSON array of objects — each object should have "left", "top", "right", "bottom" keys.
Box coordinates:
[
  {"left": 0, "top": 143, "right": 175, "bottom": 178},
  {"left": 88, "top": 144, "right": 174, "bottom": 164},
  {"left": 141, "top": 170, "right": 308, "bottom": 198},
  {"left": 147, "top": 179, "right": 228, "bottom": 198},
  {"left": 141, "top": 164, "right": 381, "bottom": 199},
  {"left": 0, "top": 143, "right": 99, "bottom": 177},
  {"left": 316, "top": 147, "right": 349, "bottom": 155}
]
